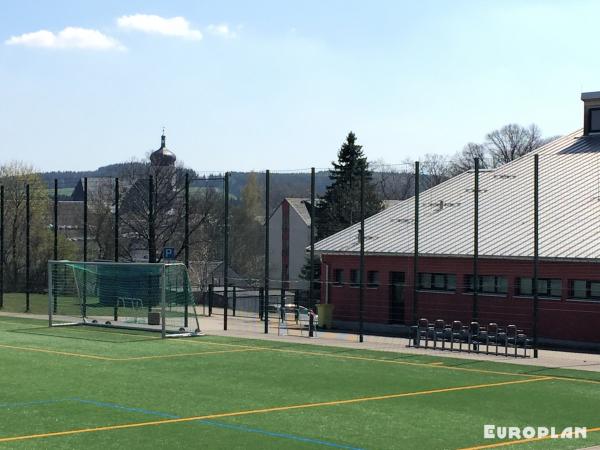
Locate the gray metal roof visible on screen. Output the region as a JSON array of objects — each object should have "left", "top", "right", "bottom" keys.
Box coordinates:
[
  {"left": 286, "top": 198, "right": 311, "bottom": 225},
  {"left": 315, "top": 129, "right": 600, "bottom": 260}
]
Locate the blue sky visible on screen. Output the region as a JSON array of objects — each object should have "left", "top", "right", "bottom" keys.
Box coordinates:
[{"left": 1, "top": 0, "right": 599, "bottom": 172}]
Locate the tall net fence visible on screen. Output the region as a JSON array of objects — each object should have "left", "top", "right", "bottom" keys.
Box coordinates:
[
  {"left": 1, "top": 150, "right": 599, "bottom": 351},
  {"left": 187, "top": 173, "right": 226, "bottom": 318},
  {"left": 0, "top": 175, "right": 51, "bottom": 314}
]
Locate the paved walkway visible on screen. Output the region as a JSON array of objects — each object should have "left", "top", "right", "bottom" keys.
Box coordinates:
[
  {"left": 2, "top": 310, "right": 599, "bottom": 373},
  {"left": 201, "top": 313, "right": 600, "bottom": 373}
]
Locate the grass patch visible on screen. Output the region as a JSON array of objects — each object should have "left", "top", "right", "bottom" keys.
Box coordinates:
[{"left": 0, "top": 315, "right": 598, "bottom": 449}]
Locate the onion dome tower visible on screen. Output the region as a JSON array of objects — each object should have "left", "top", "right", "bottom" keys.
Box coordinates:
[{"left": 150, "top": 130, "right": 176, "bottom": 167}]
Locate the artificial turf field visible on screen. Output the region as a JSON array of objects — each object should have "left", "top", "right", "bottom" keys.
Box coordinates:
[{"left": 0, "top": 315, "right": 598, "bottom": 450}]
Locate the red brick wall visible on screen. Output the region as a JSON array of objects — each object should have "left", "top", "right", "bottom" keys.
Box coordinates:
[{"left": 320, "top": 254, "right": 600, "bottom": 343}]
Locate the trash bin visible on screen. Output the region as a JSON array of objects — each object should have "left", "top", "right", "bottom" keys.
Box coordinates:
[
  {"left": 317, "top": 304, "right": 334, "bottom": 329},
  {"left": 148, "top": 311, "right": 161, "bottom": 326}
]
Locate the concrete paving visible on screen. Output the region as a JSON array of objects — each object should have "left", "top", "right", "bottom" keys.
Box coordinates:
[{"left": 2, "top": 310, "right": 599, "bottom": 373}]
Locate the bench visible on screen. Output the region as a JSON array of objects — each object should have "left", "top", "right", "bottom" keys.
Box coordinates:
[{"left": 409, "top": 318, "right": 532, "bottom": 358}]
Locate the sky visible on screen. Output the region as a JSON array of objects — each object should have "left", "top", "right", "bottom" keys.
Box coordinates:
[{"left": 1, "top": 0, "right": 599, "bottom": 173}]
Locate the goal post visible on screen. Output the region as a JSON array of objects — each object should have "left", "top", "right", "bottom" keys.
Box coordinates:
[{"left": 48, "top": 260, "right": 201, "bottom": 338}]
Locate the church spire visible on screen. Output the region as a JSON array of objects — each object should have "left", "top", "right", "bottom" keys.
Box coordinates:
[{"left": 150, "top": 128, "right": 176, "bottom": 167}]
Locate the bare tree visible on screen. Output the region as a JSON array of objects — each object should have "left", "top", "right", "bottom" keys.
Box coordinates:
[
  {"left": 421, "top": 153, "right": 451, "bottom": 189},
  {"left": 118, "top": 160, "right": 221, "bottom": 264},
  {"left": 0, "top": 162, "right": 76, "bottom": 291},
  {"left": 371, "top": 159, "right": 414, "bottom": 200},
  {"left": 485, "top": 123, "right": 547, "bottom": 165},
  {"left": 450, "top": 124, "right": 557, "bottom": 175},
  {"left": 87, "top": 179, "right": 115, "bottom": 260},
  {"left": 449, "top": 143, "right": 489, "bottom": 175}
]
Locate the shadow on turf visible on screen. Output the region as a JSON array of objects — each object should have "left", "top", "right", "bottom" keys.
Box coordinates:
[{"left": 7, "top": 326, "right": 159, "bottom": 344}]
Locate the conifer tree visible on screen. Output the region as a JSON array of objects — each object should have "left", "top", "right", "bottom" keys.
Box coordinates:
[{"left": 315, "top": 132, "right": 382, "bottom": 240}]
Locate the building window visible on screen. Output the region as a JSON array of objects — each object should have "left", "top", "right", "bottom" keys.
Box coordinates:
[
  {"left": 589, "top": 108, "right": 600, "bottom": 133},
  {"left": 464, "top": 275, "right": 508, "bottom": 295},
  {"left": 350, "top": 269, "right": 359, "bottom": 287},
  {"left": 569, "top": 280, "right": 600, "bottom": 301},
  {"left": 333, "top": 269, "right": 343, "bottom": 285},
  {"left": 418, "top": 273, "right": 456, "bottom": 292},
  {"left": 516, "top": 278, "right": 562, "bottom": 298},
  {"left": 367, "top": 271, "right": 379, "bottom": 288}
]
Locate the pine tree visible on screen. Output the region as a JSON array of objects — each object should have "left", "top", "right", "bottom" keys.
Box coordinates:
[
  {"left": 299, "top": 254, "right": 321, "bottom": 298},
  {"left": 315, "top": 132, "right": 382, "bottom": 240}
]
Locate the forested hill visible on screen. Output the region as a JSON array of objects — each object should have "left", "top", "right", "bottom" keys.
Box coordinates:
[
  {"left": 40, "top": 165, "right": 420, "bottom": 204},
  {"left": 41, "top": 162, "right": 148, "bottom": 188},
  {"left": 40, "top": 165, "right": 333, "bottom": 200}
]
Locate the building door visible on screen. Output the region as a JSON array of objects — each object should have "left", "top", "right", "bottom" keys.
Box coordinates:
[{"left": 389, "top": 272, "right": 405, "bottom": 324}]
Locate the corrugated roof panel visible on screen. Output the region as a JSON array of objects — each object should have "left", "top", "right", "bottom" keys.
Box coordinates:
[{"left": 315, "top": 129, "right": 600, "bottom": 260}]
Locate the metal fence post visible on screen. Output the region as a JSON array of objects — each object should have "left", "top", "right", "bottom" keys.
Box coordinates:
[
  {"left": 223, "top": 172, "right": 229, "bottom": 331},
  {"left": 184, "top": 173, "right": 189, "bottom": 328},
  {"left": 0, "top": 185, "right": 3, "bottom": 309},
  {"left": 232, "top": 285, "right": 237, "bottom": 316},
  {"left": 208, "top": 283, "right": 213, "bottom": 316},
  {"left": 359, "top": 168, "right": 366, "bottom": 343},
  {"left": 258, "top": 286, "right": 264, "bottom": 320},
  {"left": 113, "top": 177, "right": 119, "bottom": 322},
  {"left": 533, "top": 154, "right": 540, "bottom": 358},
  {"left": 264, "top": 170, "right": 270, "bottom": 334},
  {"left": 114, "top": 177, "right": 119, "bottom": 262},
  {"left": 148, "top": 176, "right": 155, "bottom": 263},
  {"left": 473, "top": 158, "right": 479, "bottom": 323},
  {"left": 82, "top": 177, "right": 88, "bottom": 317},
  {"left": 25, "top": 184, "right": 30, "bottom": 312},
  {"left": 53, "top": 179, "right": 58, "bottom": 314},
  {"left": 412, "top": 161, "right": 420, "bottom": 325},
  {"left": 53, "top": 179, "right": 58, "bottom": 260},
  {"left": 83, "top": 177, "right": 88, "bottom": 262},
  {"left": 309, "top": 167, "right": 316, "bottom": 337}
]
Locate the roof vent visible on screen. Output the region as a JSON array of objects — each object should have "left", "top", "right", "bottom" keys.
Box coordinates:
[{"left": 581, "top": 91, "right": 600, "bottom": 136}]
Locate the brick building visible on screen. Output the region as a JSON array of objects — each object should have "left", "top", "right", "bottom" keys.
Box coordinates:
[{"left": 314, "top": 92, "right": 600, "bottom": 347}]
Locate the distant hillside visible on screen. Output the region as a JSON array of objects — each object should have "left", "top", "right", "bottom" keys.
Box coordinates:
[
  {"left": 41, "top": 162, "right": 148, "bottom": 188},
  {"left": 40, "top": 165, "right": 420, "bottom": 206},
  {"left": 41, "top": 165, "right": 332, "bottom": 202}
]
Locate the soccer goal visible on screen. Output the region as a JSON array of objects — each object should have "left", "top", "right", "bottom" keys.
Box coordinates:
[{"left": 48, "top": 260, "right": 201, "bottom": 338}]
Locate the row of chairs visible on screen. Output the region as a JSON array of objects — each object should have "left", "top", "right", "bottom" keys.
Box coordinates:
[{"left": 409, "top": 318, "right": 532, "bottom": 358}]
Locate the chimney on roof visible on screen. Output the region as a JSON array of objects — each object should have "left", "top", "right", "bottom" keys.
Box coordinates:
[{"left": 581, "top": 91, "right": 600, "bottom": 135}]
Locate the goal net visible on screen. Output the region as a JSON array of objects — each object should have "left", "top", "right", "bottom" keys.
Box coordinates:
[{"left": 48, "top": 260, "right": 200, "bottom": 337}]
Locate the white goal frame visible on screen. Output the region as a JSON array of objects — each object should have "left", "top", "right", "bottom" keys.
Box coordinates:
[{"left": 48, "top": 260, "right": 201, "bottom": 338}]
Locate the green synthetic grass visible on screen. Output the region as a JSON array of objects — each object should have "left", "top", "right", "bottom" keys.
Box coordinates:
[
  {"left": 1, "top": 293, "right": 47, "bottom": 314},
  {"left": 0, "top": 316, "right": 598, "bottom": 449},
  {"left": 0, "top": 293, "right": 187, "bottom": 322}
]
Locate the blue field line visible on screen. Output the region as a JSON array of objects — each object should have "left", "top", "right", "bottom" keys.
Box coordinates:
[
  {"left": 70, "top": 398, "right": 179, "bottom": 419},
  {"left": 71, "top": 398, "right": 365, "bottom": 450},
  {"left": 198, "top": 420, "right": 365, "bottom": 450}
]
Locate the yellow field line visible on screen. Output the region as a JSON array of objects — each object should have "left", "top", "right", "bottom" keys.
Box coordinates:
[
  {"left": 176, "top": 339, "right": 542, "bottom": 379},
  {"left": 178, "top": 339, "right": 600, "bottom": 385},
  {"left": 117, "top": 348, "right": 265, "bottom": 361},
  {"left": 0, "top": 343, "right": 114, "bottom": 361},
  {"left": 0, "top": 343, "right": 263, "bottom": 362},
  {"left": 0, "top": 377, "right": 552, "bottom": 444},
  {"left": 458, "top": 426, "right": 600, "bottom": 449}
]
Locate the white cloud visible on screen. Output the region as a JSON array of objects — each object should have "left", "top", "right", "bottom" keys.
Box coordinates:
[
  {"left": 117, "top": 14, "right": 202, "bottom": 40},
  {"left": 206, "top": 24, "right": 236, "bottom": 39},
  {"left": 5, "top": 27, "right": 124, "bottom": 50}
]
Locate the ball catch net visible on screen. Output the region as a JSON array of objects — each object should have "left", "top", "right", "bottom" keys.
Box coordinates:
[{"left": 48, "top": 261, "right": 201, "bottom": 338}]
